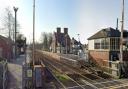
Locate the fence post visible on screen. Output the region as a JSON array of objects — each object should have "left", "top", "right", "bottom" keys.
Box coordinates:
[{"left": 3, "top": 63, "right": 4, "bottom": 89}]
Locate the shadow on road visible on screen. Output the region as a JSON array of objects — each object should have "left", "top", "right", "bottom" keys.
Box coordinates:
[
  {"left": 7, "top": 71, "right": 21, "bottom": 89},
  {"left": 7, "top": 55, "right": 25, "bottom": 89}
]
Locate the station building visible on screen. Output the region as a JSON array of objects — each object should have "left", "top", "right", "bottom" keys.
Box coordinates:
[
  {"left": 88, "top": 27, "right": 128, "bottom": 77},
  {"left": 51, "top": 27, "right": 71, "bottom": 54}
]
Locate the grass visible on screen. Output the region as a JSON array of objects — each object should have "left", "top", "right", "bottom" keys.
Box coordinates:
[
  {"left": 53, "top": 70, "right": 70, "bottom": 82},
  {"left": 57, "top": 74, "right": 70, "bottom": 82}
]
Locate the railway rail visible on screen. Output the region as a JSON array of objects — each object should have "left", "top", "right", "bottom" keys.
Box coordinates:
[
  {"left": 43, "top": 53, "right": 107, "bottom": 82},
  {"left": 39, "top": 53, "right": 102, "bottom": 88},
  {"left": 35, "top": 50, "right": 128, "bottom": 89},
  {"left": 42, "top": 57, "right": 97, "bottom": 89}
]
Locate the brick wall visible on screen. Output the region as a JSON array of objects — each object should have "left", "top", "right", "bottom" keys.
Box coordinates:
[
  {"left": 89, "top": 51, "right": 109, "bottom": 67},
  {"left": 0, "top": 38, "right": 13, "bottom": 61}
]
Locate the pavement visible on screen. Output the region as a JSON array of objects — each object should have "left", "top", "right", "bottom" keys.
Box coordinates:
[{"left": 7, "top": 55, "right": 25, "bottom": 89}]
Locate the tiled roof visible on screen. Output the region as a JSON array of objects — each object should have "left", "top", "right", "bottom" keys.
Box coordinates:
[{"left": 88, "top": 27, "right": 120, "bottom": 40}]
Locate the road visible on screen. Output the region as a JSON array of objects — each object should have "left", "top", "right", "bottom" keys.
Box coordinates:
[{"left": 7, "top": 55, "right": 25, "bottom": 89}]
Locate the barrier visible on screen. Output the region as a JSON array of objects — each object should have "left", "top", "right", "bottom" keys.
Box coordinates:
[{"left": 0, "top": 59, "right": 8, "bottom": 89}]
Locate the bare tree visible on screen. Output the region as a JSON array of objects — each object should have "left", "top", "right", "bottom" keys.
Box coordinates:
[
  {"left": 47, "top": 33, "right": 53, "bottom": 48},
  {"left": 0, "top": 7, "right": 14, "bottom": 39},
  {"left": 0, "top": 7, "right": 20, "bottom": 40},
  {"left": 40, "top": 32, "right": 53, "bottom": 51}
]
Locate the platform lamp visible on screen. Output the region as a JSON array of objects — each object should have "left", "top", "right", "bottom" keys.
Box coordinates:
[{"left": 13, "top": 7, "right": 18, "bottom": 60}]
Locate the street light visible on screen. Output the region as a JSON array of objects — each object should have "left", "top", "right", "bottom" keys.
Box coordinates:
[
  {"left": 13, "top": 7, "right": 18, "bottom": 60},
  {"left": 77, "top": 34, "right": 81, "bottom": 48}
]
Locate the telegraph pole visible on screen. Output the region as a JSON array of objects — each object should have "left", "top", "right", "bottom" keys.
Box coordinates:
[
  {"left": 120, "top": 0, "right": 124, "bottom": 62},
  {"left": 32, "top": 0, "right": 35, "bottom": 88},
  {"left": 33, "top": 0, "right": 35, "bottom": 66},
  {"left": 13, "top": 7, "right": 18, "bottom": 60}
]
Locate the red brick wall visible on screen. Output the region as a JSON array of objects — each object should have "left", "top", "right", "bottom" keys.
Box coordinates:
[
  {"left": 0, "top": 38, "right": 13, "bottom": 61},
  {"left": 89, "top": 51, "right": 109, "bottom": 67}
]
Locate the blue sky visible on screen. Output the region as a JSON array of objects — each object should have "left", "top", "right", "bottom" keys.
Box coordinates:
[{"left": 0, "top": 0, "right": 128, "bottom": 44}]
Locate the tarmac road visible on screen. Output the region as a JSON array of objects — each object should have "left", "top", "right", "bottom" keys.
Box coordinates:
[{"left": 7, "top": 55, "right": 25, "bottom": 89}]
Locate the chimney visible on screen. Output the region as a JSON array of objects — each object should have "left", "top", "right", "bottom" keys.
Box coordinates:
[
  {"left": 116, "top": 18, "right": 118, "bottom": 30},
  {"left": 64, "top": 28, "right": 68, "bottom": 34},
  {"left": 57, "top": 27, "right": 61, "bottom": 33}
]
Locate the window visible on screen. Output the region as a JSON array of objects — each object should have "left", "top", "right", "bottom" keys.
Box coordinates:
[
  {"left": 104, "top": 38, "right": 109, "bottom": 49},
  {"left": 115, "top": 38, "right": 120, "bottom": 50},
  {"left": 94, "top": 38, "right": 109, "bottom": 50},
  {"left": 110, "top": 38, "right": 120, "bottom": 50},
  {"left": 94, "top": 39, "right": 101, "bottom": 49},
  {"left": 101, "top": 39, "right": 105, "bottom": 49}
]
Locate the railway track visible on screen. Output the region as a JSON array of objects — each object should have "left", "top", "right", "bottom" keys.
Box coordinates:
[
  {"left": 43, "top": 66, "right": 67, "bottom": 89},
  {"left": 43, "top": 54, "right": 106, "bottom": 82},
  {"left": 36, "top": 51, "right": 128, "bottom": 89},
  {"left": 36, "top": 51, "right": 105, "bottom": 89},
  {"left": 40, "top": 53, "right": 101, "bottom": 89},
  {"left": 42, "top": 58, "right": 97, "bottom": 89}
]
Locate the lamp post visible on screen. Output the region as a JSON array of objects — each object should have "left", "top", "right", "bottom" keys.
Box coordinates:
[
  {"left": 77, "top": 34, "right": 80, "bottom": 49},
  {"left": 77, "top": 34, "right": 80, "bottom": 42},
  {"left": 13, "top": 7, "right": 18, "bottom": 60}
]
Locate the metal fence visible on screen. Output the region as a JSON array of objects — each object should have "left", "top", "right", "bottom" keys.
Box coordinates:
[{"left": 0, "top": 59, "right": 8, "bottom": 89}]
